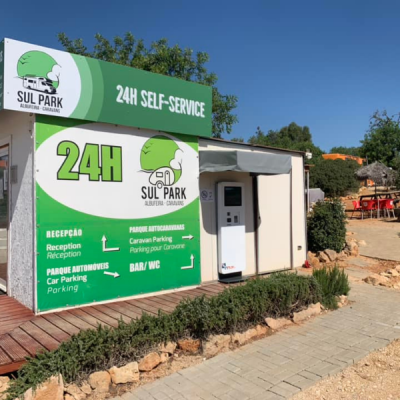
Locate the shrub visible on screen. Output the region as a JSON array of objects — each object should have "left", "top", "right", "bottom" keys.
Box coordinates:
[
  {"left": 309, "top": 159, "right": 360, "bottom": 198},
  {"left": 307, "top": 199, "right": 347, "bottom": 253},
  {"left": 6, "top": 273, "right": 321, "bottom": 399},
  {"left": 313, "top": 266, "right": 350, "bottom": 309}
]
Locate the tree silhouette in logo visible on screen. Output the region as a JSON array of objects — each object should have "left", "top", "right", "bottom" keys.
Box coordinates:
[{"left": 140, "top": 136, "right": 183, "bottom": 186}]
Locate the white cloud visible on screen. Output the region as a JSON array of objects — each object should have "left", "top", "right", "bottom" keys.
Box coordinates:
[
  {"left": 47, "top": 64, "right": 61, "bottom": 82},
  {"left": 170, "top": 149, "right": 183, "bottom": 170}
]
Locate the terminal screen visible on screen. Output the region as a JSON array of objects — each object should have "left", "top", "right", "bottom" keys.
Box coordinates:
[{"left": 224, "top": 187, "right": 242, "bottom": 207}]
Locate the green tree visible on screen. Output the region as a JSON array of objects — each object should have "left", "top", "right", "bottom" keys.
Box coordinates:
[
  {"left": 58, "top": 32, "right": 238, "bottom": 138},
  {"left": 248, "top": 122, "right": 312, "bottom": 148},
  {"left": 393, "top": 156, "right": 400, "bottom": 189},
  {"left": 231, "top": 137, "right": 244, "bottom": 143},
  {"left": 278, "top": 122, "right": 312, "bottom": 145},
  {"left": 309, "top": 159, "right": 360, "bottom": 197},
  {"left": 330, "top": 146, "right": 361, "bottom": 157},
  {"left": 308, "top": 200, "right": 347, "bottom": 253},
  {"left": 248, "top": 124, "right": 324, "bottom": 165},
  {"left": 360, "top": 110, "right": 400, "bottom": 167}
]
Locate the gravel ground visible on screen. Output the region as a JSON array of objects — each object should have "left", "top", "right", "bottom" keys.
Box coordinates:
[{"left": 293, "top": 339, "right": 400, "bottom": 400}]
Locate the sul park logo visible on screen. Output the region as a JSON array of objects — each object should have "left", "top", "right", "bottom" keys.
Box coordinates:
[{"left": 16, "top": 50, "right": 63, "bottom": 111}]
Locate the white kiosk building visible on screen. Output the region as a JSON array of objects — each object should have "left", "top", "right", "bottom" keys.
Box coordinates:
[{"left": 0, "top": 38, "right": 307, "bottom": 314}]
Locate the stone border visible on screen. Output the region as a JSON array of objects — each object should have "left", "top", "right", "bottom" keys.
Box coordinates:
[{"left": 10, "top": 297, "right": 349, "bottom": 400}]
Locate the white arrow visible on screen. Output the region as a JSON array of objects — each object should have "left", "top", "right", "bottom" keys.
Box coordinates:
[
  {"left": 102, "top": 235, "right": 120, "bottom": 252},
  {"left": 181, "top": 254, "right": 195, "bottom": 270},
  {"left": 182, "top": 235, "right": 194, "bottom": 240},
  {"left": 104, "top": 271, "right": 120, "bottom": 278}
]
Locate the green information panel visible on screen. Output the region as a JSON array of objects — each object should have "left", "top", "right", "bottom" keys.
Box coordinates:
[
  {"left": 36, "top": 116, "right": 201, "bottom": 312},
  {"left": 2, "top": 38, "right": 212, "bottom": 137}
]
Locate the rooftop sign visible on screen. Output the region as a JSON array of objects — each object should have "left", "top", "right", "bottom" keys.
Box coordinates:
[{"left": 0, "top": 38, "right": 212, "bottom": 137}]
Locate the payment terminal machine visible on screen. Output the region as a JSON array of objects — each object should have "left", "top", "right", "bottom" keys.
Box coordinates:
[{"left": 217, "top": 182, "right": 246, "bottom": 275}]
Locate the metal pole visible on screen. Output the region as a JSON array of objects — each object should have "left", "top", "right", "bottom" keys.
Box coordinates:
[{"left": 307, "top": 170, "right": 310, "bottom": 212}]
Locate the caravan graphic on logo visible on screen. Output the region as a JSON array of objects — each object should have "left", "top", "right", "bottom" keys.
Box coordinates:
[
  {"left": 140, "top": 135, "right": 183, "bottom": 188},
  {"left": 17, "top": 51, "right": 60, "bottom": 94}
]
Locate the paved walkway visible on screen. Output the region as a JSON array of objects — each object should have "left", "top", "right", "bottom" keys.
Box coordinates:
[
  {"left": 348, "top": 219, "right": 400, "bottom": 261},
  {"left": 114, "top": 277, "right": 400, "bottom": 400}
]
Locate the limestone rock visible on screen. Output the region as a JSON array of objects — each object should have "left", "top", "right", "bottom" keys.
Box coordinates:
[
  {"left": 318, "top": 251, "right": 330, "bottom": 263},
  {"left": 17, "top": 388, "right": 33, "bottom": 400},
  {"left": 387, "top": 269, "right": 399, "bottom": 277},
  {"left": 109, "top": 362, "right": 139, "bottom": 384},
  {"left": 159, "top": 341, "right": 177, "bottom": 354},
  {"left": 231, "top": 329, "right": 255, "bottom": 345},
  {"left": 324, "top": 249, "right": 338, "bottom": 262},
  {"left": 138, "top": 352, "right": 161, "bottom": 372},
  {"left": 265, "top": 317, "right": 293, "bottom": 330},
  {"left": 0, "top": 377, "right": 9, "bottom": 396},
  {"left": 64, "top": 383, "right": 86, "bottom": 400},
  {"left": 160, "top": 353, "right": 169, "bottom": 363},
  {"left": 65, "top": 395, "right": 74, "bottom": 400},
  {"left": 0, "top": 377, "right": 10, "bottom": 400},
  {"left": 231, "top": 325, "right": 267, "bottom": 345},
  {"left": 310, "top": 257, "right": 321, "bottom": 268},
  {"left": 88, "top": 393, "right": 106, "bottom": 400},
  {"left": 255, "top": 324, "right": 268, "bottom": 336},
  {"left": 79, "top": 383, "right": 92, "bottom": 396},
  {"left": 337, "top": 295, "right": 348, "bottom": 308},
  {"left": 357, "top": 240, "right": 367, "bottom": 247},
  {"left": 29, "top": 374, "right": 64, "bottom": 400},
  {"left": 337, "top": 251, "right": 348, "bottom": 261},
  {"left": 307, "top": 251, "right": 320, "bottom": 268},
  {"left": 293, "top": 303, "right": 321, "bottom": 323},
  {"left": 177, "top": 338, "right": 201, "bottom": 354},
  {"left": 395, "top": 265, "right": 400, "bottom": 272},
  {"left": 345, "top": 239, "right": 359, "bottom": 257},
  {"left": 88, "top": 371, "right": 111, "bottom": 393},
  {"left": 307, "top": 251, "right": 316, "bottom": 262},
  {"left": 203, "top": 334, "right": 231, "bottom": 358},
  {"left": 231, "top": 331, "right": 248, "bottom": 345},
  {"left": 363, "top": 274, "right": 390, "bottom": 287}
]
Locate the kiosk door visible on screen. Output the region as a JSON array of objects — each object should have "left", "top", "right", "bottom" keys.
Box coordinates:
[{"left": 257, "top": 174, "right": 291, "bottom": 273}]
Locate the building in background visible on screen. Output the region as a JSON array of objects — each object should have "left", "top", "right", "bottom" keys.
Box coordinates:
[{"left": 322, "top": 153, "right": 365, "bottom": 165}]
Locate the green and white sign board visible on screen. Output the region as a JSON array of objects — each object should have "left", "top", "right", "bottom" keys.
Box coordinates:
[
  {"left": 1, "top": 38, "right": 212, "bottom": 137},
  {"left": 36, "top": 116, "right": 201, "bottom": 312}
]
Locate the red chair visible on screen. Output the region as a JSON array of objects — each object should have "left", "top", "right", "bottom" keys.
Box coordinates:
[
  {"left": 375, "top": 199, "right": 386, "bottom": 218},
  {"left": 361, "top": 200, "right": 376, "bottom": 219},
  {"left": 382, "top": 199, "right": 395, "bottom": 218},
  {"left": 351, "top": 200, "right": 363, "bottom": 219}
]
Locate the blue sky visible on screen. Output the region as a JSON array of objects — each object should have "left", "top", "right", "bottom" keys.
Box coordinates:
[{"left": 2, "top": 0, "right": 400, "bottom": 151}]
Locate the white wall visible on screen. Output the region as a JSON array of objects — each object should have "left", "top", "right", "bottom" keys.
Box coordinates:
[
  {"left": 0, "top": 110, "right": 34, "bottom": 309},
  {"left": 291, "top": 155, "right": 307, "bottom": 267},
  {"left": 198, "top": 139, "right": 306, "bottom": 282}
]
